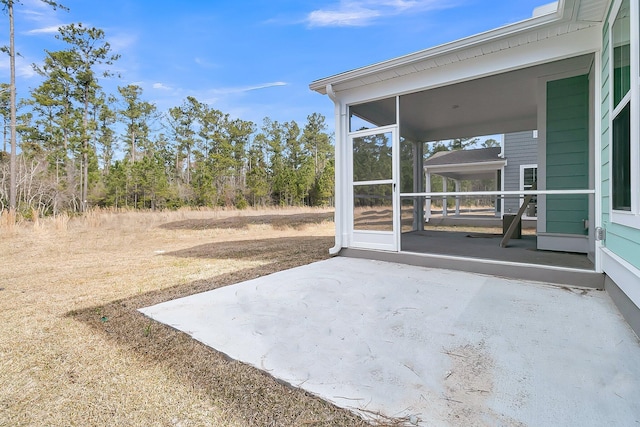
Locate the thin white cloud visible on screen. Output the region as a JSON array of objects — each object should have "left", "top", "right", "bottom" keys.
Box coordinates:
[
  {"left": 153, "top": 82, "right": 172, "bottom": 90},
  {"left": 244, "top": 82, "right": 288, "bottom": 92},
  {"left": 306, "top": 0, "right": 455, "bottom": 27},
  {"left": 17, "top": 0, "right": 68, "bottom": 31},
  {"left": 18, "top": 62, "right": 38, "bottom": 79},
  {"left": 26, "top": 25, "right": 63, "bottom": 35},
  {"left": 212, "top": 82, "right": 288, "bottom": 95},
  {"left": 0, "top": 65, "right": 35, "bottom": 80},
  {"left": 18, "top": 0, "right": 52, "bottom": 19},
  {"left": 20, "top": 9, "right": 48, "bottom": 21},
  {"left": 194, "top": 57, "right": 219, "bottom": 68},
  {"left": 0, "top": 43, "right": 38, "bottom": 79},
  {"left": 308, "top": 7, "right": 380, "bottom": 27},
  {"left": 2, "top": 55, "right": 40, "bottom": 79},
  {"left": 107, "top": 32, "right": 138, "bottom": 52}
]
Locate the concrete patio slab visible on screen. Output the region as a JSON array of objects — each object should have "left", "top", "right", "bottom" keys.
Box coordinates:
[{"left": 140, "top": 257, "right": 640, "bottom": 426}]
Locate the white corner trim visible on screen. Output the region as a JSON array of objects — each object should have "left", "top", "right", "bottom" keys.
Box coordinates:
[
  {"left": 328, "top": 84, "right": 344, "bottom": 255},
  {"left": 602, "top": 248, "right": 640, "bottom": 308}
]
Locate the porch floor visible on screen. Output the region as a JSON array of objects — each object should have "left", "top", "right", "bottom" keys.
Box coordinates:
[
  {"left": 140, "top": 257, "right": 640, "bottom": 426},
  {"left": 401, "top": 230, "right": 593, "bottom": 270}
]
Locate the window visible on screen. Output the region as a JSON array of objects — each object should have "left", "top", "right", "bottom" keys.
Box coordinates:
[
  {"left": 609, "top": 0, "right": 640, "bottom": 228},
  {"left": 612, "top": 103, "right": 631, "bottom": 210},
  {"left": 612, "top": 0, "right": 632, "bottom": 211},
  {"left": 613, "top": 1, "right": 631, "bottom": 106}
]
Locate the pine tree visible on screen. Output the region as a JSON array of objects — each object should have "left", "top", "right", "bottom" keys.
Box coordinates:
[
  {"left": 30, "top": 50, "right": 82, "bottom": 205},
  {"left": 301, "top": 113, "right": 334, "bottom": 206},
  {"left": 246, "top": 132, "right": 269, "bottom": 206},
  {"left": 1, "top": 0, "right": 67, "bottom": 211},
  {"left": 95, "top": 95, "right": 117, "bottom": 175},
  {"left": 117, "top": 85, "right": 157, "bottom": 163},
  {"left": 167, "top": 97, "right": 200, "bottom": 186},
  {"left": 56, "top": 23, "right": 119, "bottom": 211}
]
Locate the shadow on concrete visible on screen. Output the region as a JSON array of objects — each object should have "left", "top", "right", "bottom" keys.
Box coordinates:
[{"left": 164, "top": 236, "right": 334, "bottom": 261}]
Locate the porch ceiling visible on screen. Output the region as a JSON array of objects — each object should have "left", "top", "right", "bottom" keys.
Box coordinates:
[{"left": 350, "top": 54, "right": 594, "bottom": 142}]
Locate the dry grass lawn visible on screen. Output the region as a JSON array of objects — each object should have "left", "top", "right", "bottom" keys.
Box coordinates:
[{"left": 0, "top": 208, "right": 379, "bottom": 427}]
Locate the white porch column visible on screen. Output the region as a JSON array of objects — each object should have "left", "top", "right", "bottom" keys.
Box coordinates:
[
  {"left": 454, "top": 180, "right": 461, "bottom": 216},
  {"left": 495, "top": 170, "right": 501, "bottom": 217},
  {"left": 442, "top": 177, "right": 448, "bottom": 217},
  {"left": 326, "top": 84, "right": 346, "bottom": 254},
  {"left": 413, "top": 141, "right": 424, "bottom": 231},
  {"left": 425, "top": 171, "right": 431, "bottom": 222}
]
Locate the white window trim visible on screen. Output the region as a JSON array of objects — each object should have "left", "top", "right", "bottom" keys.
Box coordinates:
[{"left": 610, "top": 0, "right": 640, "bottom": 229}]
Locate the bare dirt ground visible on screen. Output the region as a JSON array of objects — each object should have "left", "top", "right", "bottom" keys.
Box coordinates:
[{"left": 0, "top": 208, "right": 377, "bottom": 427}]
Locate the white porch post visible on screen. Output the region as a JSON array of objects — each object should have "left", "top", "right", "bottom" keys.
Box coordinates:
[
  {"left": 454, "top": 180, "right": 461, "bottom": 216},
  {"left": 442, "top": 177, "right": 448, "bottom": 217},
  {"left": 495, "top": 170, "right": 501, "bottom": 217},
  {"left": 425, "top": 171, "right": 431, "bottom": 222},
  {"left": 327, "top": 84, "right": 345, "bottom": 254},
  {"left": 413, "top": 141, "right": 424, "bottom": 231}
]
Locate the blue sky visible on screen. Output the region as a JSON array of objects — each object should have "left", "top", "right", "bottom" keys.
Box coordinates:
[{"left": 2, "top": 0, "right": 551, "bottom": 133}]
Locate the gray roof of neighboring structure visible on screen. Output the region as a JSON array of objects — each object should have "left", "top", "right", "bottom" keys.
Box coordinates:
[
  {"left": 424, "top": 147, "right": 505, "bottom": 181},
  {"left": 424, "top": 147, "right": 503, "bottom": 166}
]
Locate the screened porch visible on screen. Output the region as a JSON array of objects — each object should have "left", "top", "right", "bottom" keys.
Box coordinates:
[{"left": 347, "top": 53, "right": 599, "bottom": 278}]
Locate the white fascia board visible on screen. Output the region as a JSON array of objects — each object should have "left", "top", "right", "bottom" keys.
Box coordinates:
[{"left": 309, "top": 0, "right": 572, "bottom": 95}]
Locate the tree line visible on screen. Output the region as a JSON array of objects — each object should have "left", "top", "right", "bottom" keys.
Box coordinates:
[{"left": 1, "top": 2, "right": 334, "bottom": 216}]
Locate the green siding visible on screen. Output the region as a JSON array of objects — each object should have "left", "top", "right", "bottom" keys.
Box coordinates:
[
  {"left": 601, "top": 6, "right": 640, "bottom": 271},
  {"left": 546, "top": 75, "right": 590, "bottom": 235}
]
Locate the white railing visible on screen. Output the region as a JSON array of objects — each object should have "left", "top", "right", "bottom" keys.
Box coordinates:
[
  {"left": 401, "top": 189, "right": 595, "bottom": 197},
  {"left": 401, "top": 189, "right": 595, "bottom": 221}
]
